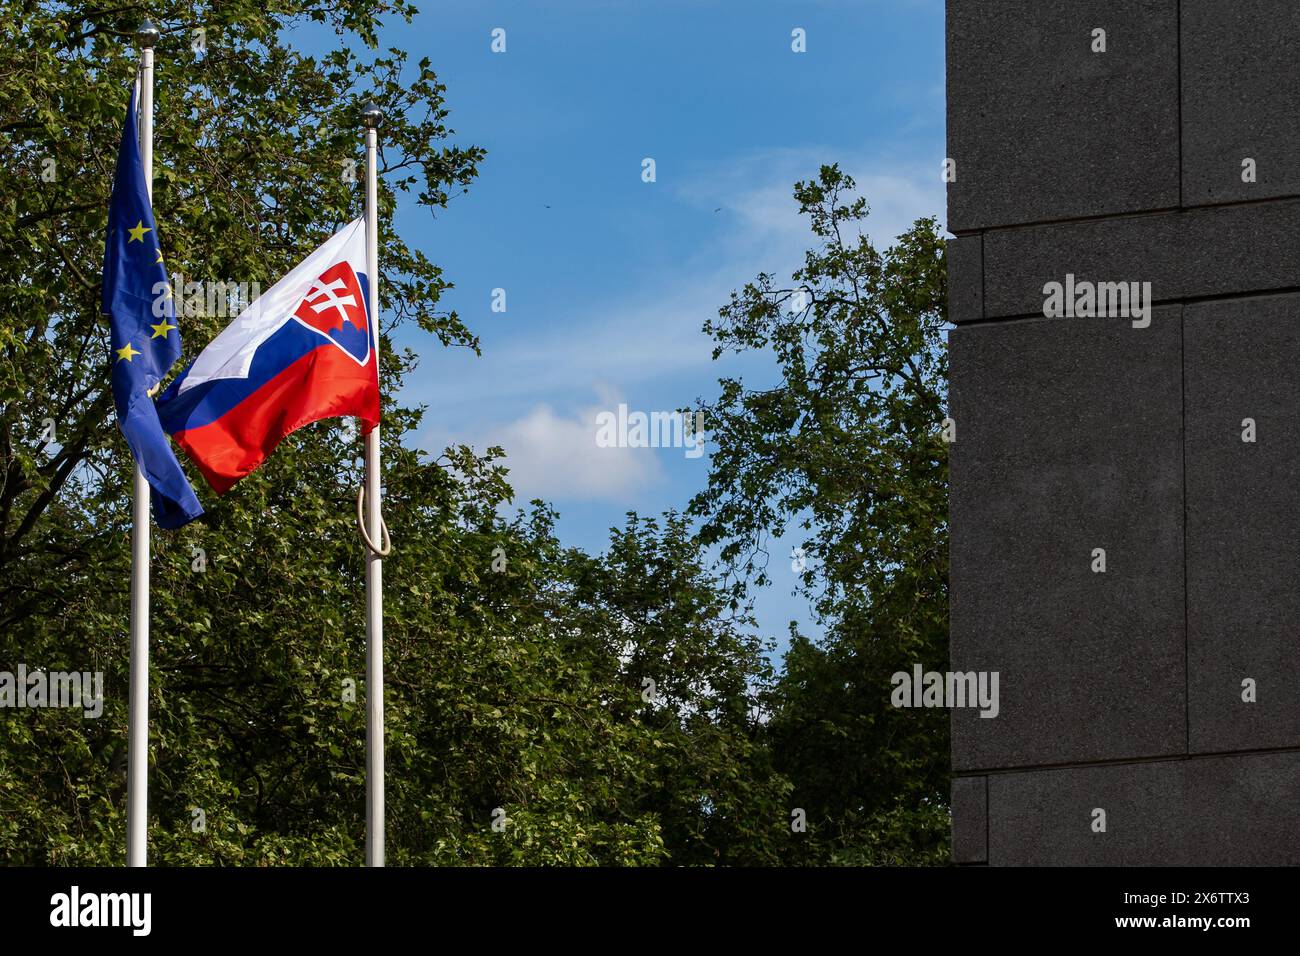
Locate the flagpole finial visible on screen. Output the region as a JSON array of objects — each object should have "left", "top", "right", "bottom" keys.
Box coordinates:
[
  {"left": 360, "top": 103, "right": 384, "bottom": 129},
  {"left": 137, "top": 19, "right": 160, "bottom": 48}
]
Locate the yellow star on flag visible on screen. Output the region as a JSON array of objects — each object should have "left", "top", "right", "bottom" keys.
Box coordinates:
[
  {"left": 116, "top": 342, "right": 142, "bottom": 362},
  {"left": 127, "top": 220, "right": 151, "bottom": 243},
  {"left": 150, "top": 320, "right": 176, "bottom": 339},
  {"left": 155, "top": 249, "right": 164, "bottom": 264}
]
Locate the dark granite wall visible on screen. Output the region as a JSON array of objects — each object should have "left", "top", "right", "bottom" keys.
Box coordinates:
[{"left": 946, "top": 0, "right": 1300, "bottom": 865}]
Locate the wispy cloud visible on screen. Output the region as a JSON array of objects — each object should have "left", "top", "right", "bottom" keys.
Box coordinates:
[
  {"left": 487, "top": 145, "right": 944, "bottom": 389},
  {"left": 425, "top": 384, "right": 667, "bottom": 502},
  {"left": 416, "top": 144, "right": 943, "bottom": 504},
  {"left": 676, "top": 143, "right": 945, "bottom": 259}
]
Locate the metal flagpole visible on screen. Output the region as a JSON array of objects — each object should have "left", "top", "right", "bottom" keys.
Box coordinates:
[
  {"left": 360, "top": 103, "right": 385, "bottom": 867},
  {"left": 126, "top": 18, "right": 160, "bottom": 869}
]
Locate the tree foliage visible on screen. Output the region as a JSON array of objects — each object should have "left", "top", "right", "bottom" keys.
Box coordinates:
[{"left": 690, "top": 165, "right": 951, "bottom": 865}]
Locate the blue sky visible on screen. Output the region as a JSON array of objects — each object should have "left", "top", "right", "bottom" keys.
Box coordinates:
[{"left": 322, "top": 0, "right": 946, "bottom": 657}]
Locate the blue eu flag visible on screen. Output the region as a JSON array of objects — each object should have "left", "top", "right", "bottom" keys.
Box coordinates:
[{"left": 103, "top": 83, "right": 203, "bottom": 529}]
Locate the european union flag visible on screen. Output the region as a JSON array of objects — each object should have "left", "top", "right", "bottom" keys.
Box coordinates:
[{"left": 103, "top": 83, "right": 203, "bottom": 529}]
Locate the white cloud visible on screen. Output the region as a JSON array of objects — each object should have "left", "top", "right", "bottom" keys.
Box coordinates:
[{"left": 426, "top": 385, "right": 666, "bottom": 502}]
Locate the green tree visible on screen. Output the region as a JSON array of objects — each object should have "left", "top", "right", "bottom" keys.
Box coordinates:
[
  {"left": 691, "top": 164, "right": 951, "bottom": 864},
  {"left": 562, "top": 512, "right": 792, "bottom": 865}
]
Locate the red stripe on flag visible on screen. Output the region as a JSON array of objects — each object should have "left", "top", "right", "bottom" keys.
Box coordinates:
[{"left": 173, "top": 343, "right": 379, "bottom": 495}]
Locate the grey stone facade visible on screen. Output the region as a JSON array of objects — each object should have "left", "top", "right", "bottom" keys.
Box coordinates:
[{"left": 947, "top": 0, "right": 1300, "bottom": 865}]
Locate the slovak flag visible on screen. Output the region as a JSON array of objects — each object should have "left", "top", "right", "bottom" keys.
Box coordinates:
[{"left": 156, "top": 219, "right": 379, "bottom": 493}]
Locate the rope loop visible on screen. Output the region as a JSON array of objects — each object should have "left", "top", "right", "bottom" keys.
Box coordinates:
[{"left": 355, "top": 484, "right": 391, "bottom": 556}]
